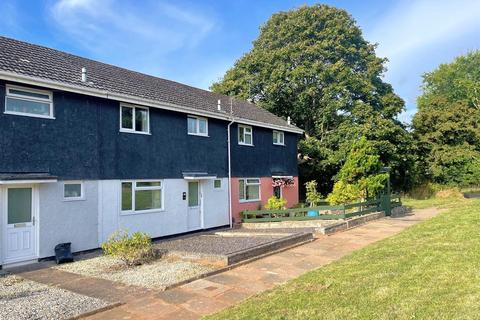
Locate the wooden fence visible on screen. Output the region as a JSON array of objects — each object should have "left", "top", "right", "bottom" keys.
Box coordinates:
[{"left": 241, "top": 194, "right": 401, "bottom": 223}]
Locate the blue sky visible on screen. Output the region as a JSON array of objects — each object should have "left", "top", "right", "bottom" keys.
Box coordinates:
[{"left": 1, "top": 0, "right": 480, "bottom": 122}]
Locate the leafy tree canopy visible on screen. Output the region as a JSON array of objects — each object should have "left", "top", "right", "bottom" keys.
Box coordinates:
[
  {"left": 412, "top": 51, "right": 480, "bottom": 185},
  {"left": 211, "top": 4, "right": 414, "bottom": 194},
  {"left": 327, "top": 136, "right": 388, "bottom": 204}
]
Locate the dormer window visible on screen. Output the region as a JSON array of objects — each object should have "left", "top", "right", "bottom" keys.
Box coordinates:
[
  {"left": 5, "top": 85, "right": 54, "bottom": 119},
  {"left": 238, "top": 124, "right": 253, "bottom": 146}
]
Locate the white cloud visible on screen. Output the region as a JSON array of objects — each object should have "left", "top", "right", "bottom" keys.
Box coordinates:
[
  {"left": 367, "top": 0, "right": 480, "bottom": 65},
  {"left": 49, "top": 0, "right": 215, "bottom": 75},
  {"left": 364, "top": 0, "right": 480, "bottom": 122}
]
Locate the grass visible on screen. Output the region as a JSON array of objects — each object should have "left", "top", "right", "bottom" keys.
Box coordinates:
[{"left": 206, "top": 197, "right": 480, "bottom": 319}]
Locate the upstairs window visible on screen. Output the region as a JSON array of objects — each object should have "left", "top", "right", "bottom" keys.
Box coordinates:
[
  {"left": 273, "top": 130, "right": 285, "bottom": 145},
  {"left": 187, "top": 116, "right": 208, "bottom": 136},
  {"left": 239, "top": 178, "right": 260, "bottom": 202},
  {"left": 5, "top": 85, "right": 53, "bottom": 119},
  {"left": 238, "top": 125, "right": 253, "bottom": 146},
  {"left": 120, "top": 104, "right": 150, "bottom": 134}
]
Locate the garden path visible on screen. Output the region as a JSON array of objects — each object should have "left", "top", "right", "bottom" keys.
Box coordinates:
[{"left": 17, "top": 208, "right": 439, "bottom": 320}]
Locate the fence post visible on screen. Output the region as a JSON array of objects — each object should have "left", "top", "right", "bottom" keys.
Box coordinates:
[{"left": 381, "top": 193, "right": 392, "bottom": 216}]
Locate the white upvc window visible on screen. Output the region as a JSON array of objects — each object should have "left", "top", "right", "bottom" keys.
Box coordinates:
[
  {"left": 120, "top": 103, "right": 150, "bottom": 134},
  {"left": 239, "top": 178, "right": 261, "bottom": 202},
  {"left": 5, "top": 85, "right": 54, "bottom": 119},
  {"left": 121, "top": 180, "right": 163, "bottom": 214},
  {"left": 213, "top": 179, "right": 222, "bottom": 189},
  {"left": 187, "top": 115, "right": 208, "bottom": 136},
  {"left": 63, "top": 181, "right": 84, "bottom": 201},
  {"left": 238, "top": 124, "right": 253, "bottom": 146},
  {"left": 273, "top": 130, "right": 285, "bottom": 145}
]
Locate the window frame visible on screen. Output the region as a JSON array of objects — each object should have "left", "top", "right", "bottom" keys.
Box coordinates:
[
  {"left": 273, "top": 185, "right": 282, "bottom": 199},
  {"left": 239, "top": 178, "right": 261, "bottom": 202},
  {"left": 273, "top": 130, "right": 285, "bottom": 146},
  {"left": 187, "top": 115, "right": 209, "bottom": 136},
  {"left": 213, "top": 179, "right": 222, "bottom": 190},
  {"left": 5, "top": 84, "right": 54, "bottom": 119},
  {"left": 238, "top": 124, "right": 253, "bottom": 146},
  {"left": 63, "top": 181, "right": 84, "bottom": 201},
  {"left": 119, "top": 103, "right": 150, "bottom": 135},
  {"left": 120, "top": 179, "right": 164, "bottom": 215}
]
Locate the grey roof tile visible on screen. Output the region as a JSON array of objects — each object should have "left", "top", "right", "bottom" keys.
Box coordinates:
[{"left": 0, "top": 36, "right": 301, "bottom": 131}]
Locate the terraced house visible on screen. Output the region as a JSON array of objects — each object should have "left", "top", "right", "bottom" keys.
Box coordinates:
[{"left": 0, "top": 36, "right": 302, "bottom": 267}]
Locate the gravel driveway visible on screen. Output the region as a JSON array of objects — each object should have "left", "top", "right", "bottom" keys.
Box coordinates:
[
  {"left": 0, "top": 274, "right": 109, "bottom": 320},
  {"left": 155, "top": 234, "right": 287, "bottom": 255},
  {"left": 56, "top": 256, "right": 216, "bottom": 290}
]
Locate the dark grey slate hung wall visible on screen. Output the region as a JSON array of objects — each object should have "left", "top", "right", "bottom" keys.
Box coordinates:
[
  {"left": 0, "top": 81, "right": 297, "bottom": 180},
  {"left": 230, "top": 124, "right": 298, "bottom": 177}
]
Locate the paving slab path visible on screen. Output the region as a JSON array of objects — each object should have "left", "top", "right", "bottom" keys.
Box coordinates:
[{"left": 17, "top": 208, "right": 438, "bottom": 320}]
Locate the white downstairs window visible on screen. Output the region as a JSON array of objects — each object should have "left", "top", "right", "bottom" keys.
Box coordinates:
[
  {"left": 63, "top": 182, "right": 84, "bottom": 201},
  {"left": 5, "top": 85, "right": 54, "bottom": 119},
  {"left": 121, "top": 180, "right": 163, "bottom": 213},
  {"left": 239, "top": 178, "right": 260, "bottom": 202},
  {"left": 120, "top": 104, "right": 150, "bottom": 134}
]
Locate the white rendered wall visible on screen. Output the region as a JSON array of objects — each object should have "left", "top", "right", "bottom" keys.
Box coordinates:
[
  {"left": 0, "top": 186, "right": 4, "bottom": 265},
  {"left": 98, "top": 178, "right": 229, "bottom": 244},
  {"left": 38, "top": 181, "right": 99, "bottom": 258},
  {"left": 0, "top": 178, "right": 229, "bottom": 265}
]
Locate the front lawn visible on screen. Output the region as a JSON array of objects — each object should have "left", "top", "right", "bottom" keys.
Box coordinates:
[{"left": 206, "top": 198, "right": 480, "bottom": 319}]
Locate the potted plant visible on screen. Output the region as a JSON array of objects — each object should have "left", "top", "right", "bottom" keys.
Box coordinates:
[{"left": 305, "top": 180, "right": 321, "bottom": 217}]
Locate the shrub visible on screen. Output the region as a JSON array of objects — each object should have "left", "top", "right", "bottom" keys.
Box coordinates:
[
  {"left": 435, "top": 187, "right": 465, "bottom": 199},
  {"left": 305, "top": 180, "right": 322, "bottom": 207},
  {"left": 265, "top": 196, "right": 287, "bottom": 210},
  {"left": 102, "top": 229, "right": 154, "bottom": 267}
]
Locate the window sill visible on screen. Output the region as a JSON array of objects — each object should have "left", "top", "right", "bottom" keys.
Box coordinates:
[
  {"left": 239, "top": 199, "right": 261, "bottom": 203},
  {"left": 119, "top": 129, "right": 151, "bottom": 135},
  {"left": 4, "top": 111, "right": 55, "bottom": 120},
  {"left": 63, "top": 198, "right": 86, "bottom": 202},
  {"left": 238, "top": 143, "right": 254, "bottom": 147},
  {"left": 120, "top": 209, "right": 165, "bottom": 216},
  {"left": 273, "top": 143, "right": 286, "bottom": 146},
  {"left": 188, "top": 133, "right": 210, "bottom": 137}
]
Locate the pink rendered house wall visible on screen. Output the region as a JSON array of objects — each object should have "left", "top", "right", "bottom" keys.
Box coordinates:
[{"left": 231, "top": 176, "right": 299, "bottom": 223}]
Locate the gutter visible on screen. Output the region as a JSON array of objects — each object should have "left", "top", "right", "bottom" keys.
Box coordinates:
[{"left": 0, "top": 71, "right": 304, "bottom": 134}]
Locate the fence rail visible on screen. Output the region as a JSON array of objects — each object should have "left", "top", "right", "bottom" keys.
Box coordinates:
[{"left": 241, "top": 195, "right": 401, "bottom": 223}]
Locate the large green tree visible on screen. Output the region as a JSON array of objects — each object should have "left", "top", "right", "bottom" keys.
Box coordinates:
[
  {"left": 211, "top": 4, "right": 414, "bottom": 194},
  {"left": 413, "top": 51, "right": 480, "bottom": 186}
]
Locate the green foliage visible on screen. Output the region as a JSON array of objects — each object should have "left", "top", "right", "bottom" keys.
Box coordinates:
[
  {"left": 102, "top": 229, "right": 154, "bottom": 267},
  {"left": 211, "top": 4, "right": 414, "bottom": 193},
  {"left": 413, "top": 51, "right": 480, "bottom": 186},
  {"left": 327, "top": 137, "right": 388, "bottom": 204},
  {"left": 264, "top": 196, "right": 287, "bottom": 210},
  {"left": 305, "top": 180, "right": 322, "bottom": 207}
]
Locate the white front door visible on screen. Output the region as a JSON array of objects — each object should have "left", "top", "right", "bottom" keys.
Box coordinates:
[
  {"left": 3, "top": 185, "right": 37, "bottom": 263},
  {"left": 187, "top": 181, "right": 202, "bottom": 230}
]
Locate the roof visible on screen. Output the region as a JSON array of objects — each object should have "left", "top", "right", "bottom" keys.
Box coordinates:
[
  {"left": 0, "top": 36, "right": 302, "bottom": 133},
  {"left": 0, "top": 172, "right": 57, "bottom": 184}
]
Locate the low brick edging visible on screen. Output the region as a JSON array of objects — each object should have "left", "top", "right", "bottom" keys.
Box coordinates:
[
  {"left": 67, "top": 302, "right": 124, "bottom": 320},
  {"left": 317, "top": 211, "right": 386, "bottom": 235}
]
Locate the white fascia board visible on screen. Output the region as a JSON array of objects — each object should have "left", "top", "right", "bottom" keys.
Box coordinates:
[
  {"left": 0, "top": 71, "right": 304, "bottom": 134},
  {"left": 0, "top": 179, "right": 58, "bottom": 185}
]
